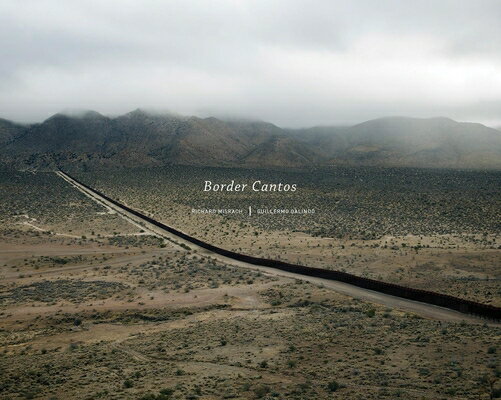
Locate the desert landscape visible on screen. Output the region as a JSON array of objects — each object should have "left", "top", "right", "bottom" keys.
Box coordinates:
[
  {"left": 0, "top": 166, "right": 499, "bottom": 399},
  {"left": 2, "top": 1, "right": 501, "bottom": 399}
]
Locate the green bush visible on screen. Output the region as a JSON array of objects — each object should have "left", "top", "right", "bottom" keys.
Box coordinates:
[{"left": 327, "top": 380, "right": 340, "bottom": 392}]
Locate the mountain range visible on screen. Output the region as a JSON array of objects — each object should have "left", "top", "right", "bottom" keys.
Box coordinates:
[{"left": 1, "top": 109, "right": 500, "bottom": 170}]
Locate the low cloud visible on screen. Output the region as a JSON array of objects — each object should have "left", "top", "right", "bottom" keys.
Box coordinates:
[{"left": 1, "top": 0, "right": 500, "bottom": 127}]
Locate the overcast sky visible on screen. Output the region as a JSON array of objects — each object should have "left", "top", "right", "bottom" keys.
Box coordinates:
[{"left": 1, "top": 0, "right": 501, "bottom": 127}]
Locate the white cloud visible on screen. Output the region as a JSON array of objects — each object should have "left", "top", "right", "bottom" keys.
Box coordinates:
[{"left": 1, "top": 0, "right": 500, "bottom": 126}]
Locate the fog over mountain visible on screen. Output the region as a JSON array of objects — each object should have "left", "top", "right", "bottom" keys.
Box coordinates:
[
  {"left": 2, "top": 1, "right": 500, "bottom": 159},
  {"left": 1, "top": 110, "right": 500, "bottom": 170},
  {"left": 1, "top": 1, "right": 501, "bottom": 127}
]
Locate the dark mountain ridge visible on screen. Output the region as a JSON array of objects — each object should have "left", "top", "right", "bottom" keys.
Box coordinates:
[{"left": 1, "top": 110, "right": 500, "bottom": 170}]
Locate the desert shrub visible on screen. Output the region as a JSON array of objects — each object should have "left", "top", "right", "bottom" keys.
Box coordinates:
[
  {"left": 159, "top": 388, "right": 174, "bottom": 396},
  {"left": 253, "top": 385, "right": 270, "bottom": 398},
  {"left": 365, "top": 309, "right": 376, "bottom": 318},
  {"left": 327, "top": 380, "right": 340, "bottom": 392}
]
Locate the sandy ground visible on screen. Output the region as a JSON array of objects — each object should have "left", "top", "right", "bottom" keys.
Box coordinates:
[
  {"left": 0, "top": 170, "right": 499, "bottom": 399},
  {"left": 57, "top": 170, "right": 498, "bottom": 324}
]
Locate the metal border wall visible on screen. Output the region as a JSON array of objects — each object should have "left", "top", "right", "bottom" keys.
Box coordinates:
[{"left": 62, "top": 170, "right": 501, "bottom": 320}]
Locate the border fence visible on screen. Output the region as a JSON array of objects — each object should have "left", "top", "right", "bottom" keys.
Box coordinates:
[{"left": 61, "top": 170, "right": 501, "bottom": 321}]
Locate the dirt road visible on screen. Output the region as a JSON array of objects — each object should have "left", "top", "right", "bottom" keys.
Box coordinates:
[{"left": 56, "top": 170, "right": 496, "bottom": 324}]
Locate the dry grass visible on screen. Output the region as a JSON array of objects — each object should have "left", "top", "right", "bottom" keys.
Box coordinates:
[{"left": 0, "top": 167, "right": 499, "bottom": 399}]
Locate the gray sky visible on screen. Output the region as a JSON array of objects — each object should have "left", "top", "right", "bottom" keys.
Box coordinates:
[{"left": 1, "top": 0, "right": 501, "bottom": 127}]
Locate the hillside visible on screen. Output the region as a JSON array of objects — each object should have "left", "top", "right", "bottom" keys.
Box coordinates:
[
  {"left": 1, "top": 111, "right": 500, "bottom": 170},
  {"left": 293, "top": 117, "right": 501, "bottom": 169},
  {"left": 0, "top": 118, "right": 26, "bottom": 145}
]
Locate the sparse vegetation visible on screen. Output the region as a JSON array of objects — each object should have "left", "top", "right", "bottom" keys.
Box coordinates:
[{"left": 0, "top": 165, "right": 498, "bottom": 399}]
